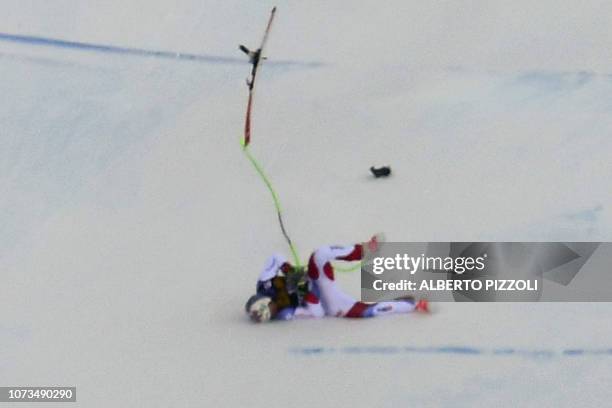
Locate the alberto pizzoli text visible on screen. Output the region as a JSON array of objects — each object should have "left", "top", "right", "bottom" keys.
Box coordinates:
[{"left": 372, "top": 279, "right": 539, "bottom": 292}]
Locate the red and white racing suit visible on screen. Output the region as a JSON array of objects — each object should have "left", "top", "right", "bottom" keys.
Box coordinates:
[{"left": 259, "top": 244, "right": 415, "bottom": 319}]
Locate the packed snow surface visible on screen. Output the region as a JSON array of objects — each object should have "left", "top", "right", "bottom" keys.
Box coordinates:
[{"left": 1, "top": 1, "right": 611, "bottom": 406}]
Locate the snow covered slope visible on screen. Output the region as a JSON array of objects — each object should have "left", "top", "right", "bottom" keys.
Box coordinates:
[{"left": 1, "top": 1, "right": 611, "bottom": 406}]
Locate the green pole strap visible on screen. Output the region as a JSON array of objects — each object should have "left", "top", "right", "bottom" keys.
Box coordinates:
[
  {"left": 241, "top": 140, "right": 361, "bottom": 273},
  {"left": 242, "top": 144, "right": 301, "bottom": 268}
]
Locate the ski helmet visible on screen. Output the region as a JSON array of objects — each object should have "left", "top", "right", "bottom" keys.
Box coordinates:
[{"left": 245, "top": 294, "right": 272, "bottom": 323}]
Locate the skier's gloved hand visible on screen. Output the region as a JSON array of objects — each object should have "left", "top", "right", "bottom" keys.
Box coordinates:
[{"left": 285, "top": 265, "right": 308, "bottom": 303}]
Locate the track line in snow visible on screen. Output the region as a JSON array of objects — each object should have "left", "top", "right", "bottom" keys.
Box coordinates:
[
  {"left": 290, "top": 346, "right": 612, "bottom": 359},
  {"left": 0, "top": 32, "right": 323, "bottom": 67}
]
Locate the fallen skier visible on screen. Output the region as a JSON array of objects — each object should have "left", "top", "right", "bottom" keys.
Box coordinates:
[{"left": 245, "top": 235, "right": 429, "bottom": 322}]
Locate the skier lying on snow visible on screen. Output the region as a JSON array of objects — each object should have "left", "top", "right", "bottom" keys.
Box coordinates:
[{"left": 245, "top": 235, "right": 429, "bottom": 322}]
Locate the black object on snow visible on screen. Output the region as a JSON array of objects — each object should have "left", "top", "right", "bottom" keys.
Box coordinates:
[{"left": 370, "top": 166, "right": 391, "bottom": 178}]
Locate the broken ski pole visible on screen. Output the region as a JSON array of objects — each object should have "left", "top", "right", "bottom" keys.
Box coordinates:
[{"left": 238, "top": 8, "right": 301, "bottom": 267}]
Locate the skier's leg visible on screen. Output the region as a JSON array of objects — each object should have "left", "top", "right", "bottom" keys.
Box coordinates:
[
  {"left": 344, "top": 299, "right": 429, "bottom": 318},
  {"left": 307, "top": 244, "right": 364, "bottom": 317},
  {"left": 308, "top": 244, "right": 364, "bottom": 281},
  {"left": 364, "top": 301, "right": 415, "bottom": 317},
  {"left": 342, "top": 300, "right": 413, "bottom": 318}
]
